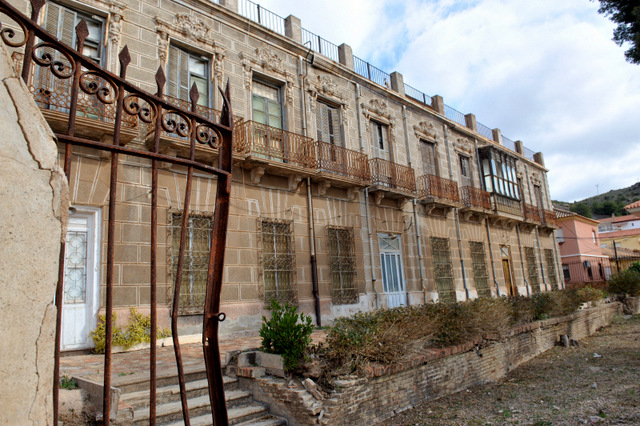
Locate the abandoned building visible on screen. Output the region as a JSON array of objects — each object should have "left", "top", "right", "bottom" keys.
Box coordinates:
[{"left": 5, "top": 0, "right": 561, "bottom": 352}]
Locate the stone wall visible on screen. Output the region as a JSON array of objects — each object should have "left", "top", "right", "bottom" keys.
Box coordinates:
[
  {"left": 0, "top": 44, "right": 68, "bottom": 424},
  {"left": 243, "top": 302, "right": 626, "bottom": 425}
]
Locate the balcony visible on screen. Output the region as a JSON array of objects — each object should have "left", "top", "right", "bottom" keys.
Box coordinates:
[
  {"left": 369, "top": 158, "right": 416, "bottom": 201},
  {"left": 459, "top": 186, "right": 491, "bottom": 221},
  {"left": 541, "top": 209, "right": 558, "bottom": 231},
  {"left": 15, "top": 53, "right": 137, "bottom": 144},
  {"left": 417, "top": 174, "right": 461, "bottom": 214},
  {"left": 315, "top": 141, "right": 370, "bottom": 186},
  {"left": 523, "top": 203, "right": 542, "bottom": 224},
  {"left": 487, "top": 194, "right": 524, "bottom": 227}
]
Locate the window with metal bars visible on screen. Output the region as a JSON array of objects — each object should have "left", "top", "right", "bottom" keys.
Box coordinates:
[
  {"left": 469, "top": 241, "right": 491, "bottom": 298},
  {"left": 327, "top": 226, "right": 357, "bottom": 304},
  {"left": 170, "top": 211, "right": 213, "bottom": 314},
  {"left": 544, "top": 249, "right": 558, "bottom": 290},
  {"left": 524, "top": 247, "right": 540, "bottom": 293},
  {"left": 431, "top": 237, "right": 455, "bottom": 303},
  {"left": 260, "top": 219, "right": 295, "bottom": 305}
]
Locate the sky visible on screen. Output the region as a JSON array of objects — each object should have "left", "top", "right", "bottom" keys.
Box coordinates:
[{"left": 253, "top": 0, "right": 640, "bottom": 203}]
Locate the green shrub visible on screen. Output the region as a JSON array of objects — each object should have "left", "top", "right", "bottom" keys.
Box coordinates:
[
  {"left": 260, "top": 300, "right": 314, "bottom": 371},
  {"left": 629, "top": 262, "right": 640, "bottom": 274},
  {"left": 89, "top": 308, "right": 171, "bottom": 354},
  {"left": 608, "top": 269, "right": 640, "bottom": 296},
  {"left": 59, "top": 375, "right": 78, "bottom": 390},
  {"left": 531, "top": 292, "right": 556, "bottom": 320}
]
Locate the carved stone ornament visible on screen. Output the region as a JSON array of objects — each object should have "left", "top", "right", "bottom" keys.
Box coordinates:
[
  {"left": 454, "top": 137, "right": 474, "bottom": 155},
  {"left": 361, "top": 98, "right": 391, "bottom": 121},
  {"left": 307, "top": 75, "right": 345, "bottom": 103},
  {"left": 413, "top": 121, "right": 436, "bottom": 141},
  {"left": 530, "top": 173, "right": 542, "bottom": 186},
  {"left": 240, "top": 48, "right": 295, "bottom": 105},
  {"left": 156, "top": 14, "right": 225, "bottom": 61}
]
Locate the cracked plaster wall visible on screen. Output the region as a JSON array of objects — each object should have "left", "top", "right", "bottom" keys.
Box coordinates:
[{"left": 0, "top": 44, "right": 68, "bottom": 424}]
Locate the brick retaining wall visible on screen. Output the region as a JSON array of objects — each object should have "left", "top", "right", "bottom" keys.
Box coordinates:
[{"left": 240, "top": 301, "right": 633, "bottom": 425}]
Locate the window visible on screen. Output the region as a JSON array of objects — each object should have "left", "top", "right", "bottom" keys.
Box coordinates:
[
  {"left": 544, "top": 249, "right": 558, "bottom": 290},
  {"left": 431, "top": 237, "right": 455, "bottom": 302},
  {"left": 43, "top": 2, "right": 104, "bottom": 63},
  {"left": 168, "top": 45, "right": 209, "bottom": 107},
  {"left": 470, "top": 241, "right": 491, "bottom": 298},
  {"left": 557, "top": 228, "right": 564, "bottom": 243},
  {"left": 371, "top": 121, "right": 390, "bottom": 160},
  {"left": 459, "top": 155, "right": 471, "bottom": 187},
  {"left": 592, "top": 230, "right": 597, "bottom": 244},
  {"left": 316, "top": 101, "right": 342, "bottom": 146},
  {"left": 562, "top": 264, "right": 571, "bottom": 281},
  {"left": 534, "top": 185, "right": 544, "bottom": 210},
  {"left": 420, "top": 140, "right": 437, "bottom": 175},
  {"left": 328, "top": 226, "right": 357, "bottom": 304},
  {"left": 171, "top": 212, "right": 213, "bottom": 313},
  {"left": 478, "top": 147, "right": 519, "bottom": 200},
  {"left": 252, "top": 80, "right": 283, "bottom": 129},
  {"left": 261, "top": 219, "right": 295, "bottom": 304},
  {"left": 524, "top": 247, "right": 540, "bottom": 293}
]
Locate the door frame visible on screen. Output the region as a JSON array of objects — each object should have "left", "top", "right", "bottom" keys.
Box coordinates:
[{"left": 61, "top": 205, "right": 101, "bottom": 350}]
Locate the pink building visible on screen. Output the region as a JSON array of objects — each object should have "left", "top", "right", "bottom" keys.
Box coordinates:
[{"left": 555, "top": 208, "right": 610, "bottom": 286}]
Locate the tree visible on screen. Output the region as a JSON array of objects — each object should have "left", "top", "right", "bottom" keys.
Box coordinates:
[
  {"left": 570, "top": 202, "right": 593, "bottom": 217},
  {"left": 595, "top": 0, "right": 640, "bottom": 64}
]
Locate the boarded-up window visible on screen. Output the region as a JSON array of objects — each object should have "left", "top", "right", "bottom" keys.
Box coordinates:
[
  {"left": 261, "top": 219, "right": 295, "bottom": 304},
  {"left": 431, "top": 237, "right": 455, "bottom": 303},
  {"left": 328, "top": 226, "right": 357, "bottom": 304},
  {"left": 470, "top": 241, "right": 491, "bottom": 298},
  {"left": 171, "top": 212, "right": 213, "bottom": 314},
  {"left": 525, "top": 247, "right": 540, "bottom": 293}
]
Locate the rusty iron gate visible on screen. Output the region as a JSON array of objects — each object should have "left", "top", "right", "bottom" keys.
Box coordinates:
[{"left": 0, "top": 0, "right": 234, "bottom": 423}]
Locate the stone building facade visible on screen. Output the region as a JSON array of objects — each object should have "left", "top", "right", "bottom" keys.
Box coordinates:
[{"left": 7, "top": 0, "right": 561, "bottom": 350}]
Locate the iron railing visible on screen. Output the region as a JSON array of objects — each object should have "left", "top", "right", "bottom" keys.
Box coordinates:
[
  {"left": 562, "top": 258, "right": 612, "bottom": 284},
  {"left": 404, "top": 82, "right": 432, "bottom": 107},
  {"left": 369, "top": 157, "right": 416, "bottom": 193},
  {"left": 417, "top": 174, "right": 460, "bottom": 203},
  {"left": 316, "top": 141, "right": 370, "bottom": 182},
  {"left": 238, "top": 0, "right": 286, "bottom": 35},
  {"left": 477, "top": 122, "right": 493, "bottom": 140},
  {"left": 502, "top": 135, "right": 517, "bottom": 152},
  {"left": 523, "top": 146, "right": 536, "bottom": 161},
  {"left": 0, "top": 0, "right": 234, "bottom": 424},
  {"left": 444, "top": 104, "right": 466, "bottom": 126},
  {"left": 523, "top": 203, "right": 542, "bottom": 223},
  {"left": 241, "top": 120, "right": 316, "bottom": 169},
  {"left": 301, "top": 27, "right": 339, "bottom": 62},
  {"left": 353, "top": 55, "right": 391, "bottom": 87},
  {"left": 543, "top": 210, "right": 557, "bottom": 226},
  {"left": 492, "top": 194, "right": 523, "bottom": 216},
  {"left": 461, "top": 185, "right": 492, "bottom": 210}
]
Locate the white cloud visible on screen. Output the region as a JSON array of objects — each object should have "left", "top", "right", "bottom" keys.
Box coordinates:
[{"left": 252, "top": 0, "right": 640, "bottom": 202}]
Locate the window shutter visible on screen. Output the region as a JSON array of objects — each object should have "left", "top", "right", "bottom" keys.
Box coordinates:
[
  {"left": 316, "top": 103, "right": 329, "bottom": 142},
  {"left": 168, "top": 45, "right": 179, "bottom": 99}
]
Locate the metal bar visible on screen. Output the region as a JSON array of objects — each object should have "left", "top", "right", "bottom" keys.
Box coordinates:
[{"left": 203, "top": 82, "right": 233, "bottom": 426}]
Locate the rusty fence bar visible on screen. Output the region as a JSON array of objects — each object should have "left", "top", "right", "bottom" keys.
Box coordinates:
[{"left": 0, "top": 0, "right": 234, "bottom": 424}]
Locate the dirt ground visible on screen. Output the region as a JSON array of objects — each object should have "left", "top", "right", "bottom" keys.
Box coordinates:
[{"left": 384, "top": 314, "right": 640, "bottom": 425}]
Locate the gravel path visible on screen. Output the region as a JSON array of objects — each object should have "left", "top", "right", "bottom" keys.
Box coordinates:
[{"left": 384, "top": 315, "right": 640, "bottom": 425}]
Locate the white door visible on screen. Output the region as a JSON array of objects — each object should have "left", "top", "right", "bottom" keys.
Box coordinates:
[
  {"left": 62, "top": 208, "right": 100, "bottom": 350},
  {"left": 379, "top": 234, "right": 407, "bottom": 308}
]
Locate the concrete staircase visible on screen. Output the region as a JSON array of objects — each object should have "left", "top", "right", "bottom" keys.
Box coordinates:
[{"left": 114, "top": 368, "right": 285, "bottom": 425}]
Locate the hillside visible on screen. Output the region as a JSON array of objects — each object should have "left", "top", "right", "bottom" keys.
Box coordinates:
[{"left": 553, "top": 182, "right": 640, "bottom": 219}]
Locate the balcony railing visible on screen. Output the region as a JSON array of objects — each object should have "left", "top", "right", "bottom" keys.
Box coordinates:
[
  {"left": 417, "top": 174, "right": 460, "bottom": 203},
  {"left": 493, "top": 194, "right": 523, "bottom": 216},
  {"left": 543, "top": 210, "right": 557, "bottom": 227},
  {"left": 14, "top": 53, "right": 137, "bottom": 129},
  {"left": 369, "top": 158, "right": 416, "bottom": 193},
  {"left": 460, "top": 186, "right": 492, "bottom": 210},
  {"left": 523, "top": 203, "right": 542, "bottom": 223},
  {"left": 316, "top": 141, "right": 370, "bottom": 183},
  {"left": 240, "top": 121, "right": 316, "bottom": 169}
]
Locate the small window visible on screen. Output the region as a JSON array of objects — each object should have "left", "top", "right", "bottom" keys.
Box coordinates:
[
  {"left": 592, "top": 230, "right": 597, "bottom": 244},
  {"left": 328, "top": 226, "right": 357, "bottom": 304},
  {"left": 168, "top": 45, "right": 209, "bottom": 107},
  {"left": 370, "top": 121, "right": 389, "bottom": 160},
  {"left": 431, "top": 237, "right": 455, "bottom": 302},
  {"left": 261, "top": 219, "right": 295, "bottom": 304},
  {"left": 171, "top": 211, "right": 213, "bottom": 314},
  {"left": 557, "top": 228, "right": 564, "bottom": 243}
]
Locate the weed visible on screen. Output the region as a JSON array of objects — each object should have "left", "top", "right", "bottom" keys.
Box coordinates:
[
  {"left": 89, "top": 308, "right": 171, "bottom": 354},
  {"left": 60, "top": 375, "right": 78, "bottom": 390}
]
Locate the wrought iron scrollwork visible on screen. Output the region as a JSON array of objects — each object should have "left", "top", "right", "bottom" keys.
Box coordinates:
[
  {"left": 162, "top": 110, "right": 191, "bottom": 138},
  {"left": 32, "top": 42, "right": 76, "bottom": 79},
  {"left": 195, "top": 124, "right": 221, "bottom": 149},
  {"left": 79, "top": 71, "right": 118, "bottom": 104},
  {"left": 123, "top": 94, "right": 156, "bottom": 124},
  {"left": 0, "top": 15, "right": 28, "bottom": 47}
]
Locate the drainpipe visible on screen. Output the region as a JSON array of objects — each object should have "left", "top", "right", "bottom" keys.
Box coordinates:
[
  {"left": 485, "top": 218, "right": 501, "bottom": 296},
  {"left": 299, "top": 56, "right": 321, "bottom": 325},
  {"left": 356, "top": 83, "right": 379, "bottom": 308},
  {"left": 516, "top": 224, "right": 530, "bottom": 296},
  {"left": 543, "top": 172, "right": 563, "bottom": 289},
  {"left": 444, "top": 125, "right": 469, "bottom": 299}
]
